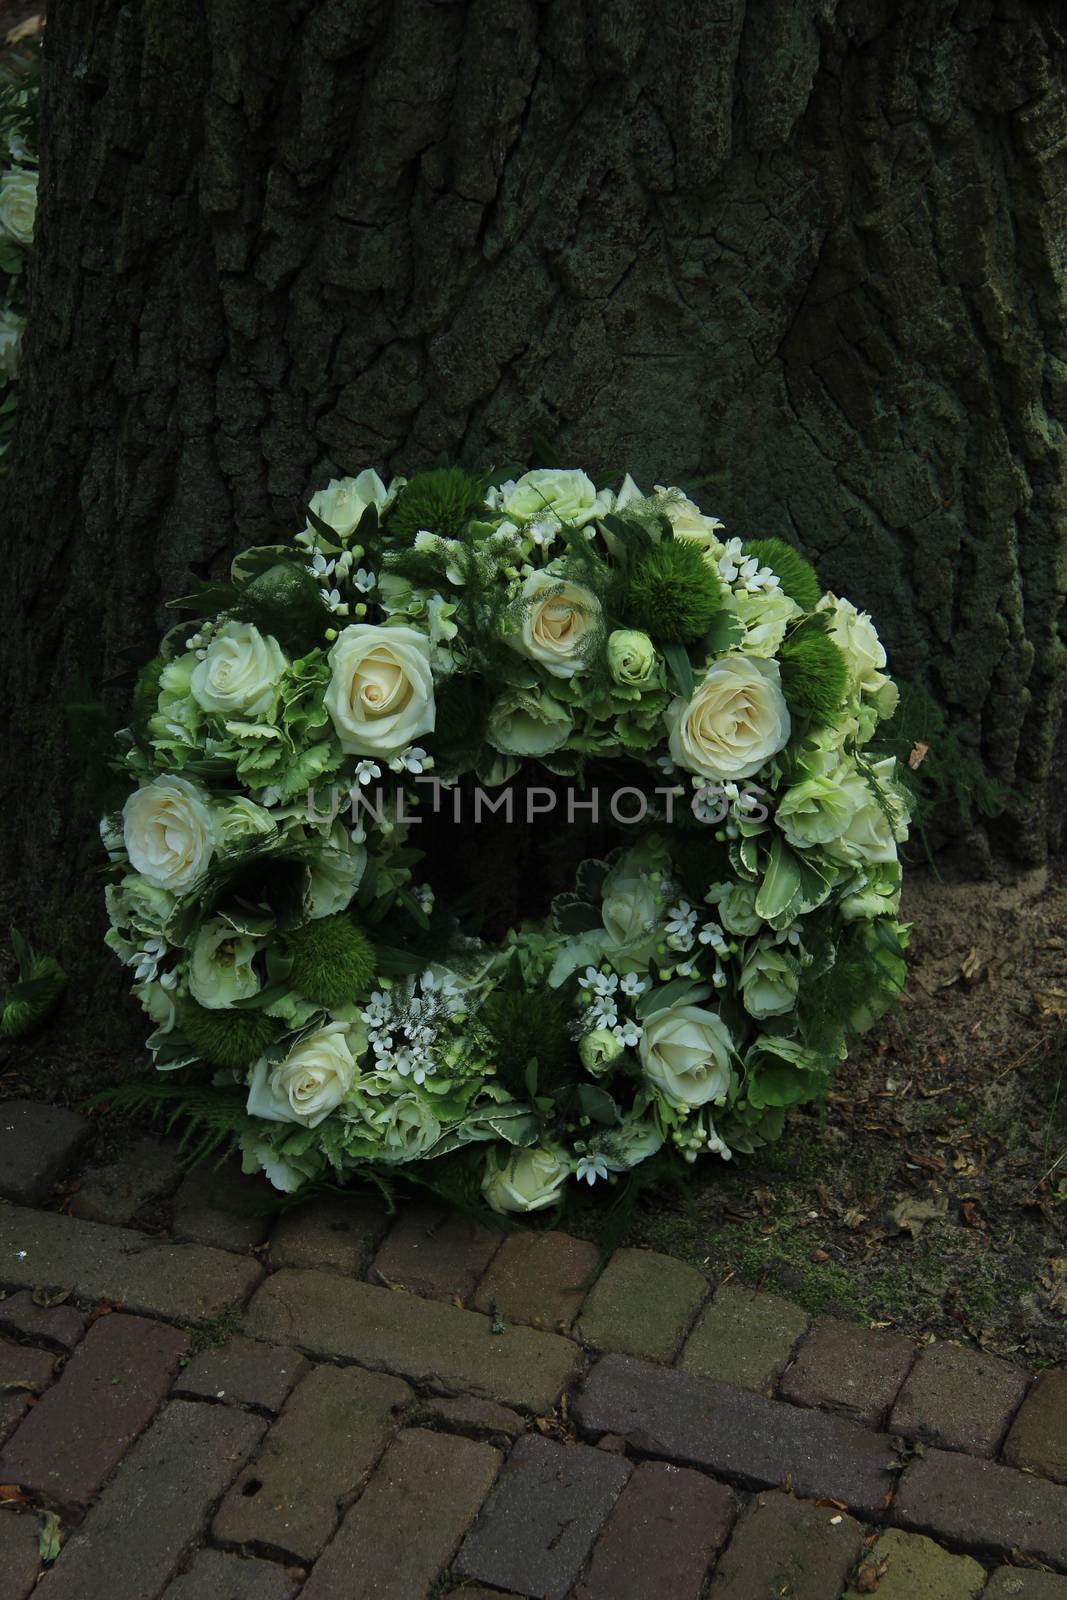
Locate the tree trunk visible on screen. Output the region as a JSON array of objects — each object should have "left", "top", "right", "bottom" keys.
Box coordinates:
[{"left": 2, "top": 0, "right": 1065, "bottom": 1026}]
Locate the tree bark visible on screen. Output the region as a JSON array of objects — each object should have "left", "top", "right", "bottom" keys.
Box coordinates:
[{"left": 2, "top": 0, "right": 1065, "bottom": 1019}]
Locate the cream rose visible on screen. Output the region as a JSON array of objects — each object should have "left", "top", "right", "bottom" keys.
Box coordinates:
[
  {"left": 246, "top": 1022, "right": 356, "bottom": 1128},
  {"left": 122, "top": 776, "right": 218, "bottom": 892},
  {"left": 486, "top": 687, "right": 573, "bottom": 756},
  {"left": 667, "top": 655, "right": 790, "bottom": 781},
  {"left": 0, "top": 168, "right": 37, "bottom": 247},
  {"left": 325, "top": 623, "right": 435, "bottom": 756},
  {"left": 499, "top": 468, "right": 611, "bottom": 529},
  {"left": 510, "top": 570, "right": 600, "bottom": 679},
  {"left": 482, "top": 1145, "right": 571, "bottom": 1214},
  {"left": 639, "top": 1002, "right": 734, "bottom": 1108},
  {"left": 188, "top": 919, "right": 262, "bottom": 1009},
  {"left": 819, "top": 595, "right": 898, "bottom": 716},
  {"left": 190, "top": 622, "right": 288, "bottom": 718},
  {"left": 654, "top": 487, "right": 725, "bottom": 553},
  {"left": 307, "top": 470, "right": 395, "bottom": 538}
]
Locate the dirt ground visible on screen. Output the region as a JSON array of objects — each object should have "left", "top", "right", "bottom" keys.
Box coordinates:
[{"left": 620, "top": 863, "right": 1067, "bottom": 1366}]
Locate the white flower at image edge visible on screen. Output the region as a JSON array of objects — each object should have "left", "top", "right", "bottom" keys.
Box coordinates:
[
  {"left": 246, "top": 1022, "right": 356, "bottom": 1129},
  {"left": 509, "top": 570, "right": 601, "bottom": 679},
  {"left": 482, "top": 1145, "right": 571, "bottom": 1214},
  {"left": 0, "top": 168, "right": 37, "bottom": 247},
  {"left": 188, "top": 919, "right": 261, "bottom": 1010},
  {"left": 189, "top": 621, "right": 288, "bottom": 717},
  {"left": 639, "top": 1003, "right": 734, "bottom": 1108},
  {"left": 325, "top": 623, "right": 436, "bottom": 757},
  {"left": 667, "top": 655, "right": 791, "bottom": 781},
  {"left": 122, "top": 775, "right": 218, "bottom": 892},
  {"left": 307, "top": 470, "right": 395, "bottom": 539}
]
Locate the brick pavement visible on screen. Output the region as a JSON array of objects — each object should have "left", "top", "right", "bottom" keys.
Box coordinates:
[{"left": 0, "top": 1099, "right": 1064, "bottom": 1598}]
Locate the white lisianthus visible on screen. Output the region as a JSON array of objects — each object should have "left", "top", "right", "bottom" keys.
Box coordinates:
[
  {"left": 606, "top": 629, "right": 658, "bottom": 688},
  {"left": 373, "top": 1094, "right": 442, "bottom": 1163},
  {"left": 307, "top": 470, "right": 396, "bottom": 540},
  {"left": 818, "top": 595, "right": 899, "bottom": 717},
  {"left": 133, "top": 980, "right": 177, "bottom": 1033},
  {"left": 654, "top": 487, "right": 726, "bottom": 554},
  {"left": 190, "top": 621, "right": 288, "bottom": 719},
  {"left": 482, "top": 1145, "right": 571, "bottom": 1214},
  {"left": 723, "top": 588, "right": 801, "bottom": 658},
  {"left": 825, "top": 759, "right": 908, "bottom": 867},
  {"left": 667, "top": 655, "right": 790, "bottom": 781},
  {"left": 775, "top": 767, "right": 861, "bottom": 850},
  {"left": 739, "top": 944, "right": 799, "bottom": 1020},
  {"left": 325, "top": 623, "right": 435, "bottom": 756},
  {"left": 122, "top": 776, "right": 218, "bottom": 892},
  {"left": 188, "top": 919, "right": 262, "bottom": 1009},
  {"left": 216, "top": 795, "right": 276, "bottom": 848},
  {"left": 639, "top": 1003, "right": 734, "bottom": 1108},
  {"left": 306, "top": 825, "right": 368, "bottom": 918},
  {"left": 0, "top": 307, "right": 24, "bottom": 380},
  {"left": 497, "top": 468, "right": 611, "bottom": 529},
  {"left": 246, "top": 1022, "right": 356, "bottom": 1128},
  {"left": 509, "top": 570, "right": 601, "bottom": 679},
  {"left": 705, "top": 880, "right": 762, "bottom": 938},
  {"left": 486, "top": 686, "right": 573, "bottom": 757},
  {"left": 0, "top": 167, "right": 37, "bottom": 246},
  {"left": 105, "top": 874, "right": 175, "bottom": 938}
]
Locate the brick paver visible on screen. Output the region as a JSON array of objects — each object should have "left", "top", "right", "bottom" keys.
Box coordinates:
[
  {"left": 407, "top": 1392, "right": 525, "bottom": 1442},
  {"left": 162, "top": 1549, "right": 301, "bottom": 1599},
  {"left": 678, "top": 1281, "right": 809, "bottom": 1391},
  {"left": 246, "top": 1267, "right": 581, "bottom": 1412},
  {"left": 0, "top": 1289, "right": 87, "bottom": 1349},
  {"left": 35, "top": 1401, "right": 266, "bottom": 1600},
  {"left": 455, "top": 1434, "right": 630, "bottom": 1600},
  {"left": 889, "top": 1341, "right": 1029, "bottom": 1456},
  {"left": 0, "top": 1507, "right": 42, "bottom": 1599},
  {"left": 300, "top": 1428, "right": 500, "bottom": 1599},
  {"left": 779, "top": 1314, "right": 916, "bottom": 1425},
  {"left": 576, "top": 1247, "right": 706, "bottom": 1361},
  {"left": 269, "top": 1195, "right": 388, "bottom": 1276},
  {"left": 173, "top": 1334, "right": 308, "bottom": 1412},
  {"left": 0, "top": 1312, "right": 188, "bottom": 1513},
  {"left": 70, "top": 1136, "right": 183, "bottom": 1226},
  {"left": 574, "top": 1352, "right": 899, "bottom": 1516},
  {"left": 573, "top": 1459, "right": 736, "bottom": 1600},
  {"left": 0, "top": 1204, "right": 263, "bottom": 1322},
  {"left": 708, "top": 1490, "right": 865, "bottom": 1598},
  {"left": 0, "top": 1335, "right": 55, "bottom": 1442},
  {"left": 472, "top": 1228, "right": 600, "bottom": 1331},
  {"left": 172, "top": 1158, "right": 270, "bottom": 1250},
  {"left": 370, "top": 1203, "right": 501, "bottom": 1303},
  {"left": 843, "top": 1527, "right": 986, "bottom": 1598},
  {"left": 0, "top": 1101, "right": 90, "bottom": 1205},
  {"left": 894, "top": 1448, "right": 1067, "bottom": 1567},
  {"left": 213, "top": 1362, "right": 410, "bottom": 1561},
  {"left": 984, "top": 1572, "right": 1067, "bottom": 1598},
  {"left": 1002, "top": 1368, "right": 1067, "bottom": 1483}
]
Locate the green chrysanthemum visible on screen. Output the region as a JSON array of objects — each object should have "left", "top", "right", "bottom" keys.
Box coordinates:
[
  {"left": 741, "top": 538, "right": 821, "bottom": 613},
  {"left": 286, "top": 914, "right": 376, "bottom": 1009},
  {"left": 623, "top": 538, "right": 721, "bottom": 643},
  {"left": 779, "top": 628, "right": 849, "bottom": 721},
  {"left": 386, "top": 467, "right": 485, "bottom": 543},
  {"left": 182, "top": 1002, "right": 279, "bottom": 1070}
]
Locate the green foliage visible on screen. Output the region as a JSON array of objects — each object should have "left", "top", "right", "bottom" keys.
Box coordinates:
[
  {"left": 778, "top": 624, "right": 848, "bottom": 722},
  {"left": 623, "top": 538, "right": 721, "bottom": 643},
  {"left": 741, "top": 537, "right": 821, "bottom": 612},
  {"left": 386, "top": 467, "right": 485, "bottom": 543},
  {"left": 870, "top": 678, "right": 1010, "bottom": 836},
  {"left": 482, "top": 987, "right": 572, "bottom": 1098},
  {"left": 129, "top": 655, "right": 165, "bottom": 742},
  {"left": 181, "top": 1001, "right": 279, "bottom": 1070},
  {"left": 0, "top": 928, "right": 66, "bottom": 1038},
  {"left": 431, "top": 674, "right": 494, "bottom": 773},
  {"left": 285, "top": 913, "right": 376, "bottom": 1008},
  {"left": 87, "top": 1079, "right": 251, "bottom": 1170},
  {"left": 234, "top": 561, "right": 327, "bottom": 655}
]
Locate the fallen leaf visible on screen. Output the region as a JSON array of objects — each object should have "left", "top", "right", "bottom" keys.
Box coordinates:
[
  {"left": 854, "top": 1554, "right": 892, "bottom": 1592},
  {"left": 0, "top": 1484, "right": 30, "bottom": 1505},
  {"left": 31, "top": 1286, "right": 71, "bottom": 1309},
  {"left": 889, "top": 1194, "right": 948, "bottom": 1240},
  {"left": 908, "top": 741, "right": 929, "bottom": 770},
  {"left": 39, "top": 1510, "right": 62, "bottom": 1564},
  {"left": 1034, "top": 988, "right": 1067, "bottom": 1019}
]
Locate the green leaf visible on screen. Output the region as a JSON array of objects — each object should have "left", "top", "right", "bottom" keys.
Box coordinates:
[
  {"left": 552, "top": 893, "right": 603, "bottom": 935},
  {"left": 635, "top": 976, "right": 711, "bottom": 1018},
  {"left": 754, "top": 834, "right": 803, "bottom": 929},
  {"left": 576, "top": 1084, "right": 619, "bottom": 1125},
  {"left": 662, "top": 642, "right": 694, "bottom": 699},
  {"left": 704, "top": 611, "right": 745, "bottom": 654}
]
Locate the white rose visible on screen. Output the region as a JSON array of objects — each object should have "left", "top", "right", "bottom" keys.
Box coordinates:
[
  {"left": 510, "top": 570, "right": 601, "bottom": 679},
  {"left": 122, "top": 776, "right": 218, "bottom": 892},
  {"left": 639, "top": 1002, "right": 734, "bottom": 1108},
  {"left": 325, "top": 623, "right": 435, "bottom": 756},
  {"left": 216, "top": 796, "right": 276, "bottom": 849},
  {"left": 307, "top": 470, "right": 395, "bottom": 539},
  {"left": 0, "top": 168, "right": 37, "bottom": 246},
  {"left": 825, "top": 760, "right": 908, "bottom": 867},
  {"left": 0, "top": 307, "right": 24, "bottom": 380},
  {"left": 190, "top": 622, "right": 287, "bottom": 718},
  {"left": 819, "top": 595, "right": 898, "bottom": 714},
  {"left": 482, "top": 1145, "right": 571, "bottom": 1214},
  {"left": 188, "top": 919, "right": 262, "bottom": 1009},
  {"left": 500, "top": 468, "right": 611, "bottom": 529},
  {"left": 667, "top": 655, "right": 791, "bottom": 781},
  {"left": 654, "top": 486, "right": 725, "bottom": 554},
  {"left": 246, "top": 1022, "right": 356, "bottom": 1128}
]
